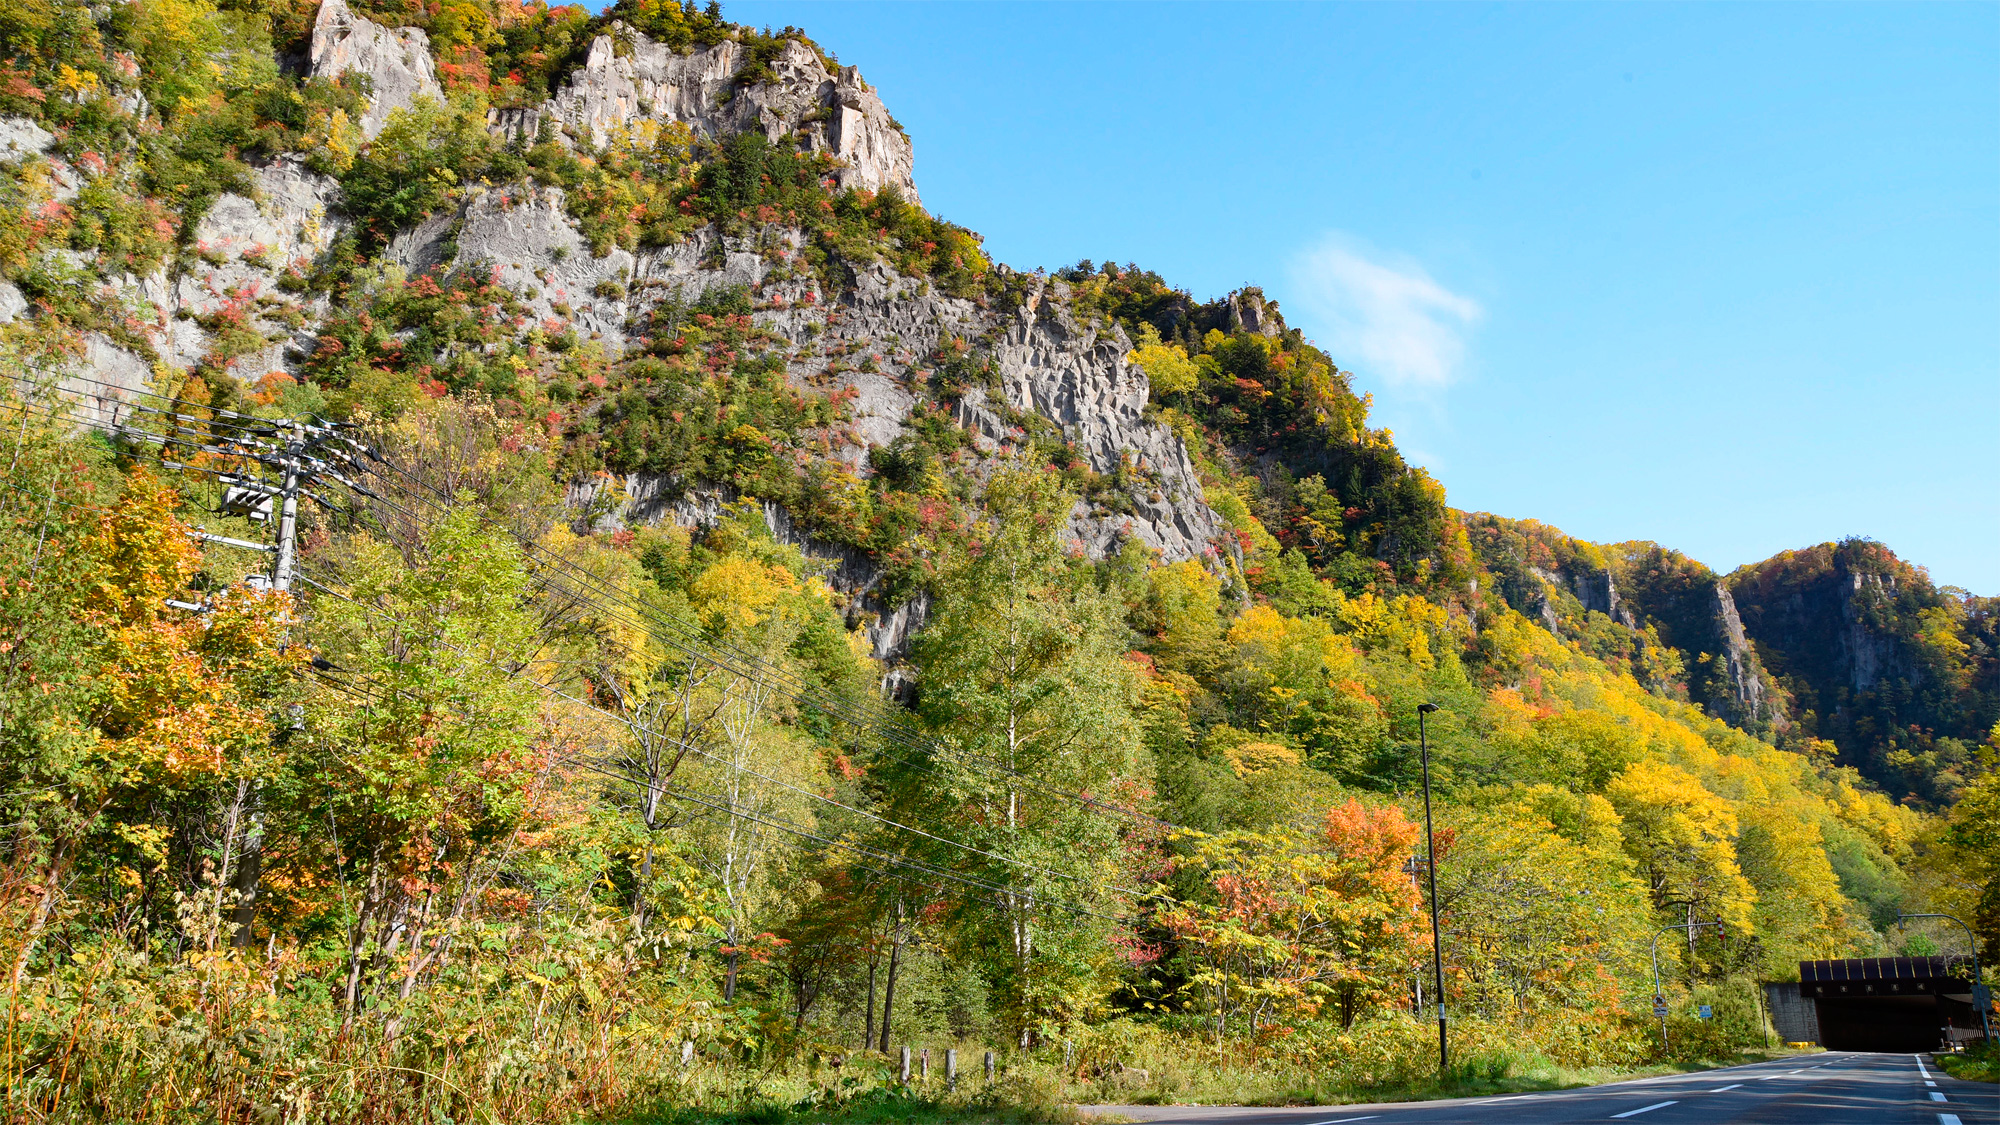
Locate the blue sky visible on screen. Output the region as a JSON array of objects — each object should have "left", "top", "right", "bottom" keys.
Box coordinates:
[{"left": 719, "top": 1, "right": 2000, "bottom": 593}]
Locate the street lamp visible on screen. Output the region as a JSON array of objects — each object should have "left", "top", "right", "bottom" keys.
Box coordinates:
[
  {"left": 1897, "top": 911, "right": 1993, "bottom": 1045},
  {"left": 1416, "top": 702, "right": 1447, "bottom": 1078}
]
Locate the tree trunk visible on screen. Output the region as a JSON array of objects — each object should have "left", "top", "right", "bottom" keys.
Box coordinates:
[
  {"left": 864, "top": 943, "right": 879, "bottom": 1051},
  {"left": 877, "top": 932, "right": 902, "bottom": 1054},
  {"left": 229, "top": 795, "right": 264, "bottom": 949}
]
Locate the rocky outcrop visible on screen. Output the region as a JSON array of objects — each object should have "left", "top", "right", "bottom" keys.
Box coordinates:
[
  {"left": 57, "top": 334, "right": 152, "bottom": 429},
  {"left": 500, "top": 25, "right": 918, "bottom": 202},
  {"left": 20, "top": 7, "right": 1209, "bottom": 675},
  {"left": 986, "top": 278, "right": 1223, "bottom": 562},
  {"left": 309, "top": 0, "right": 444, "bottom": 139},
  {"left": 1226, "top": 288, "right": 1283, "bottom": 338},
  {"left": 0, "top": 116, "right": 53, "bottom": 163},
  {"left": 1840, "top": 569, "right": 1904, "bottom": 693},
  {"left": 537, "top": 251, "right": 1224, "bottom": 659},
  {"left": 1710, "top": 581, "right": 1777, "bottom": 728},
  {"left": 140, "top": 158, "right": 348, "bottom": 376}
]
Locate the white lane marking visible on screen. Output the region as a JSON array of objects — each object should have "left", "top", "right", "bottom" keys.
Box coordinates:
[
  {"left": 1930, "top": 1091, "right": 1947, "bottom": 1102},
  {"left": 1713, "top": 1083, "right": 1743, "bottom": 1092},
  {"left": 1610, "top": 1104, "right": 1678, "bottom": 1120},
  {"left": 1299, "top": 1118, "right": 1376, "bottom": 1124},
  {"left": 1926, "top": 1080, "right": 1937, "bottom": 1087},
  {"left": 1938, "top": 1114, "right": 1962, "bottom": 1125},
  {"left": 1916, "top": 1054, "right": 1932, "bottom": 1079}
]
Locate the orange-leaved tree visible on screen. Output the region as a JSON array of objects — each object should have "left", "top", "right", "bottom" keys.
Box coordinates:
[
  {"left": 4, "top": 467, "right": 300, "bottom": 985},
  {"left": 1159, "top": 798, "right": 1426, "bottom": 1037}
]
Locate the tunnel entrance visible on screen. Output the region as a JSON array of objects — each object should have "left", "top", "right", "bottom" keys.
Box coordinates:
[{"left": 1800, "top": 956, "right": 1983, "bottom": 1052}]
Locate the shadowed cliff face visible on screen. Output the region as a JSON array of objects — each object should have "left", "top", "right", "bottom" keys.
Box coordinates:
[
  {"left": 1461, "top": 515, "right": 1781, "bottom": 736},
  {"left": 1729, "top": 540, "right": 2000, "bottom": 806}
]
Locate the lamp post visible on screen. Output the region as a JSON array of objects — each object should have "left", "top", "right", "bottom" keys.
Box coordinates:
[
  {"left": 1416, "top": 702, "right": 1447, "bottom": 1078},
  {"left": 1649, "top": 920, "right": 1725, "bottom": 1052},
  {"left": 1897, "top": 911, "right": 1993, "bottom": 1045}
]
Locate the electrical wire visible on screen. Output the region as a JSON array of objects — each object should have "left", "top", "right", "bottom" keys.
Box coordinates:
[
  {"left": 343, "top": 444, "right": 1183, "bottom": 833},
  {"left": 291, "top": 552, "right": 1149, "bottom": 905},
  {"left": 7, "top": 386, "right": 1188, "bottom": 910},
  {"left": 301, "top": 651, "right": 1125, "bottom": 925}
]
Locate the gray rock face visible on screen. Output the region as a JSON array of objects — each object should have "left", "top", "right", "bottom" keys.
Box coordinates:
[
  {"left": 506, "top": 25, "right": 918, "bottom": 202},
  {"left": 1841, "top": 569, "right": 1905, "bottom": 693},
  {"left": 528, "top": 234, "right": 1223, "bottom": 659},
  {"left": 57, "top": 334, "right": 153, "bottom": 429},
  {"left": 158, "top": 158, "right": 347, "bottom": 377},
  {"left": 27, "top": 158, "right": 347, "bottom": 381},
  {"left": 987, "top": 278, "right": 1222, "bottom": 563},
  {"left": 0, "top": 116, "right": 53, "bottom": 163},
  {"left": 1710, "top": 581, "right": 1780, "bottom": 728},
  {"left": 1227, "top": 289, "right": 1283, "bottom": 338},
  {"left": 310, "top": 0, "right": 445, "bottom": 139}
]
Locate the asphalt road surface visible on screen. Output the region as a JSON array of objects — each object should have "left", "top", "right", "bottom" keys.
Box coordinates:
[{"left": 1081, "top": 1053, "right": 1998, "bottom": 1125}]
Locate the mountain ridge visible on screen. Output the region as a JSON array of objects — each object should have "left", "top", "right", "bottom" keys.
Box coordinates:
[{"left": 0, "top": 0, "right": 1990, "bottom": 807}]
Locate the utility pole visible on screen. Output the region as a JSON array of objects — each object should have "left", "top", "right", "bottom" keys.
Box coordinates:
[
  {"left": 1650, "top": 919, "right": 1726, "bottom": 1052},
  {"left": 270, "top": 419, "right": 302, "bottom": 592},
  {"left": 1416, "top": 702, "right": 1447, "bottom": 1079},
  {"left": 150, "top": 410, "right": 367, "bottom": 947}
]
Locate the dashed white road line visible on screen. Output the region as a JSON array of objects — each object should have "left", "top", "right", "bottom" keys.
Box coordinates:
[
  {"left": 1299, "top": 1117, "right": 1376, "bottom": 1124},
  {"left": 1937, "top": 1114, "right": 1961, "bottom": 1125},
  {"left": 1712, "top": 1083, "right": 1743, "bottom": 1092},
  {"left": 1929, "top": 1091, "right": 1948, "bottom": 1102},
  {"left": 1610, "top": 1103, "right": 1678, "bottom": 1120}
]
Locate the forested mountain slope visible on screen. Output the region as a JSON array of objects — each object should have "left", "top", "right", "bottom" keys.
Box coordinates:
[{"left": 0, "top": 0, "right": 1994, "bottom": 1119}]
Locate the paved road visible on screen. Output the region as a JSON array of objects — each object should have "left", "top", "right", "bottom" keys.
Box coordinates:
[{"left": 1081, "top": 1052, "right": 1998, "bottom": 1124}]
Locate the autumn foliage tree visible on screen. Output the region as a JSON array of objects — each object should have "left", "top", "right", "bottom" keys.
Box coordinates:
[{"left": 1159, "top": 799, "right": 1426, "bottom": 1036}]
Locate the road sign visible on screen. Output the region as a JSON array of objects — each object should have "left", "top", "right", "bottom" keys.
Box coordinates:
[
  {"left": 1653, "top": 1002, "right": 1669, "bottom": 1018},
  {"left": 1698, "top": 1005, "right": 1713, "bottom": 1019}
]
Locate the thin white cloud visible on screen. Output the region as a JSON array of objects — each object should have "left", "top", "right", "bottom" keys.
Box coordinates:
[{"left": 1286, "top": 235, "right": 1481, "bottom": 388}]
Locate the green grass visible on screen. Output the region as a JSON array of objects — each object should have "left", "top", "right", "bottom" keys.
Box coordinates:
[
  {"left": 593, "top": 1045, "right": 1826, "bottom": 1125},
  {"left": 1936, "top": 1043, "right": 1999, "bottom": 1083},
  {"left": 603, "top": 1081, "right": 1081, "bottom": 1125}
]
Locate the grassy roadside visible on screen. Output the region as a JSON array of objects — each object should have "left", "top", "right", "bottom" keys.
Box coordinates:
[
  {"left": 1069, "top": 1045, "right": 1824, "bottom": 1109},
  {"left": 594, "top": 1046, "right": 1826, "bottom": 1125},
  {"left": 1936, "top": 1042, "right": 1999, "bottom": 1083}
]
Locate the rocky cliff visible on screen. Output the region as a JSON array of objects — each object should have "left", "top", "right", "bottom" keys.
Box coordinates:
[
  {"left": 6, "top": 0, "right": 1981, "bottom": 771},
  {"left": 0, "top": 2, "right": 1218, "bottom": 667},
  {"left": 309, "top": 0, "right": 444, "bottom": 139},
  {"left": 1728, "top": 540, "right": 1999, "bottom": 802},
  {"left": 489, "top": 27, "right": 918, "bottom": 203}
]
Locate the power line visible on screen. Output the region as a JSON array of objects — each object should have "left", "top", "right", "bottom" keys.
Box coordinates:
[
  {"left": 292, "top": 552, "right": 1148, "bottom": 906},
  {"left": 8, "top": 385, "right": 1188, "bottom": 912},
  {"left": 341, "top": 442, "right": 1185, "bottom": 834},
  {"left": 301, "top": 645, "right": 1128, "bottom": 926}
]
